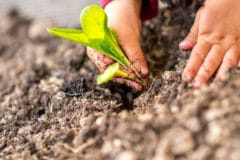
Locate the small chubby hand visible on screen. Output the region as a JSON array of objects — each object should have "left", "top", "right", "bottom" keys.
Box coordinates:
[
  {"left": 87, "top": 48, "right": 145, "bottom": 91},
  {"left": 180, "top": 0, "right": 240, "bottom": 88},
  {"left": 87, "top": 0, "right": 148, "bottom": 91}
]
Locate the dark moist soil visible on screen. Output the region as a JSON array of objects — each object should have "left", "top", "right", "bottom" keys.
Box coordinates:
[{"left": 1, "top": 5, "right": 240, "bottom": 160}]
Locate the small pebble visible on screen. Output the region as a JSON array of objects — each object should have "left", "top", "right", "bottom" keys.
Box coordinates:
[
  {"left": 170, "top": 105, "right": 179, "bottom": 113},
  {"left": 164, "top": 127, "right": 195, "bottom": 155},
  {"left": 101, "top": 141, "right": 113, "bottom": 155},
  {"left": 96, "top": 116, "right": 104, "bottom": 126},
  {"left": 80, "top": 117, "right": 89, "bottom": 127},
  {"left": 18, "top": 125, "right": 32, "bottom": 135},
  {"left": 138, "top": 113, "right": 153, "bottom": 124},
  {"left": 205, "top": 121, "right": 229, "bottom": 146},
  {"left": 113, "top": 139, "right": 122, "bottom": 148},
  {"left": 162, "top": 71, "right": 176, "bottom": 81},
  {"left": 185, "top": 117, "right": 202, "bottom": 133},
  {"left": 188, "top": 145, "right": 212, "bottom": 160}
]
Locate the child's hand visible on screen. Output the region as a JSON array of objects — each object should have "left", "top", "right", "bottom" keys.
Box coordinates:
[
  {"left": 180, "top": 0, "right": 240, "bottom": 87},
  {"left": 87, "top": 0, "right": 148, "bottom": 91},
  {"left": 87, "top": 48, "right": 144, "bottom": 91}
]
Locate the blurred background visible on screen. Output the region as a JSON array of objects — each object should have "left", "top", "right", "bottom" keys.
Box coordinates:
[{"left": 0, "top": 0, "right": 99, "bottom": 26}]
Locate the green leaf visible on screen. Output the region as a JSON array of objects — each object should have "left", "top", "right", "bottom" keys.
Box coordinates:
[
  {"left": 97, "top": 63, "right": 134, "bottom": 85},
  {"left": 97, "top": 63, "right": 120, "bottom": 85},
  {"left": 47, "top": 28, "right": 89, "bottom": 45},
  {"left": 80, "top": 5, "right": 107, "bottom": 40}
]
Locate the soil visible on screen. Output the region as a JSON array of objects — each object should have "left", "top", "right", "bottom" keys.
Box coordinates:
[{"left": 1, "top": 6, "right": 240, "bottom": 160}]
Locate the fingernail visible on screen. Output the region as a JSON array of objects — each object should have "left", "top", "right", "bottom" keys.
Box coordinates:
[
  {"left": 179, "top": 40, "right": 195, "bottom": 51},
  {"left": 179, "top": 40, "right": 191, "bottom": 48},
  {"left": 141, "top": 68, "right": 149, "bottom": 77},
  {"left": 192, "top": 80, "right": 201, "bottom": 88},
  {"left": 182, "top": 73, "right": 193, "bottom": 81}
]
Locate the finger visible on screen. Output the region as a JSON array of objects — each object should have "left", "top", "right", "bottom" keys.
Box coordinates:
[
  {"left": 179, "top": 30, "right": 197, "bottom": 51},
  {"left": 215, "top": 46, "right": 240, "bottom": 80},
  {"left": 87, "top": 47, "right": 114, "bottom": 72},
  {"left": 179, "top": 10, "right": 200, "bottom": 51},
  {"left": 182, "top": 39, "right": 211, "bottom": 81},
  {"left": 119, "top": 65, "right": 137, "bottom": 79},
  {"left": 105, "top": 1, "right": 149, "bottom": 77},
  {"left": 113, "top": 77, "right": 143, "bottom": 91},
  {"left": 193, "top": 45, "right": 226, "bottom": 87},
  {"left": 121, "top": 42, "right": 149, "bottom": 77}
]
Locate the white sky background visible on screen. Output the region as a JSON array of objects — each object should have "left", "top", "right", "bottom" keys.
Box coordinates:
[{"left": 0, "top": 0, "right": 100, "bottom": 26}]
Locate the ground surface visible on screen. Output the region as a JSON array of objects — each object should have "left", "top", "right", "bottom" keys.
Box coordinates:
[{"left": 0, "top": 6, "right": 240, "bottom": 160}]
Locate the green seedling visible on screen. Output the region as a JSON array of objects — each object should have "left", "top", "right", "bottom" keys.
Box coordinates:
[
  {"left": 97, "top": 63, "right": 134, "bottom": 85},
  {"left": 48, "top": 5, "right": 143, "bottom": 85}
]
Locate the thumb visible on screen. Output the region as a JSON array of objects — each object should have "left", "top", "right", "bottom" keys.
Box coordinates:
[{"left": 179, "top": 10, "right": 200, "bottom": 51}]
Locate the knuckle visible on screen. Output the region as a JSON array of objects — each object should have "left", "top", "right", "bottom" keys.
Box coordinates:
[
  {"left": 208, "top": 34, "right": 225, "bottom": 44},
  {"left": 214, "top": 35, "right": 224, "bottom": 42},
  {"left": 199, "top": 34, "right": 224, "bottom": 46},
  {"left": 223, "top": 57, "right": 237, "bottom": 67},
  {"left": 200, "top": 39, "right": 212, "bottom": 49},
  {"left": 133, "top": 55, "right": 145, "bottom": 64},
  {"left": 204, "top": 56, "right": 218, "bottom": 67},
  {"left": 192, "top": 51, "right": 204, "bottom": 61},
  {"left": 130, "top": 50, "right": 145, "bottom": 63},
  {"left": 185, "top": 66, "right": 198, "bottom": 75},
  {"left": 225, "top": 35, "right": 239, "bottom": 44},
  {"left": 237, "top": 37, "right": 240, "bottom": 44},
  {"left": 201, "top": 64, "right": 211, "bottom": 74},
  {"left": 188, "top": 32, "right": 197, "bottom": 41}
]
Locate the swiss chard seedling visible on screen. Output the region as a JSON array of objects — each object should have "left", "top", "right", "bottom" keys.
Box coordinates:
[
  {"left": 97, "top": 62, "right": 134, "bottom": 85},
  {"left": 48, "top": 5, "right": 144, "bottom": 85}
]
